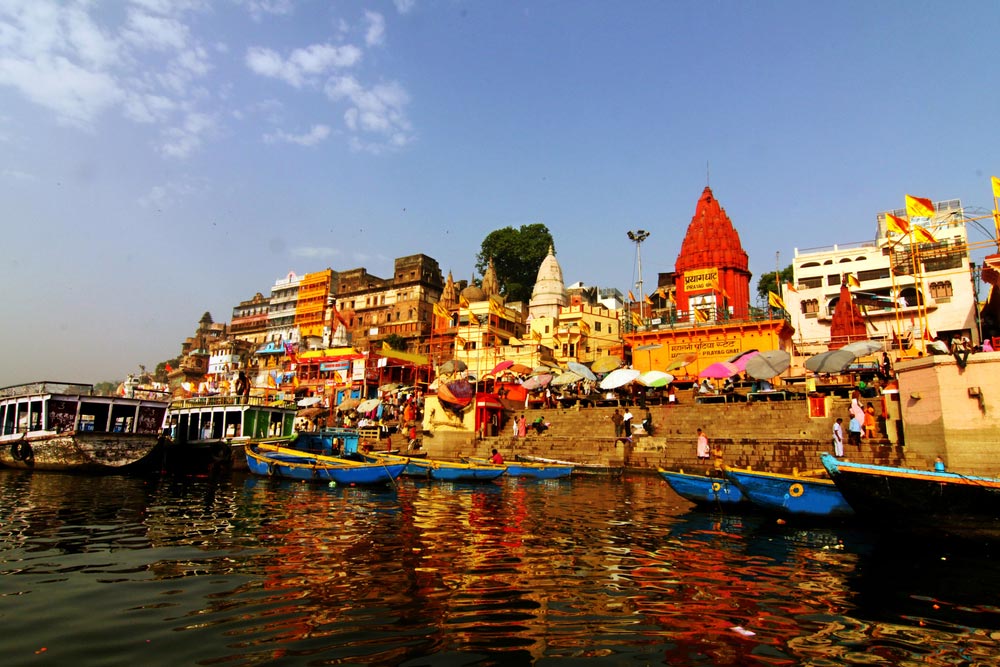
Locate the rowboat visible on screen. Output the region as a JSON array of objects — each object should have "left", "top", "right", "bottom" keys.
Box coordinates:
[
  {"left": 464, "top": 456, "right": 573, "bottom": 479},
  {"left": 724, "top": 466, "right": 853, "bottom": 518},
  {"left": 246, "top": 444, "right": 405, "bottom": 485},
  {"left": 658, "top": 468, "right": 748, "bottom": 507},
  {"left": 820, "top": 453, "right": 1000, "bottom": 540},
  {"left": 515, "top": 454, "right": 623, "bottom": 477},
  {"left": 405, "top": 457, "right": 507, "bottom": 482},
  {"left": 0, "top": 381, "right": 168, "bottom": 473}
]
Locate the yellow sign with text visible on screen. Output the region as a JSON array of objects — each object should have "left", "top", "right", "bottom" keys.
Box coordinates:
[{"left": 683, "top": 268, "right": 718, "bottom": 293}]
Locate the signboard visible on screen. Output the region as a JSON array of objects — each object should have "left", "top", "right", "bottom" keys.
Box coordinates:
[
  {"left": 670, "top": 338, "right": 741, "bottom": 357},
  {"left": 683, "top": 268, "right": 718, "bottom": 293},
  {"left": 320, "top": 361, "right": 350, "bottom": 373},
  {"left": 351, "top": 359, "right": 366, "bottom": 382}
]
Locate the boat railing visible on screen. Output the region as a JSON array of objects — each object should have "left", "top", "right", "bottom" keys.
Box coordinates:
[
  {"left": 0, "top": 381, "right": 94, "bottom": 398},
  {"left": 169, "top": 395, "right": 295, "bottom": 410}
]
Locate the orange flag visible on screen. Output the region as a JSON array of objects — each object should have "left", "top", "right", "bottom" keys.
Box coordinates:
[
  {"left": 905, "top": 194, "right": 935, "bottom": 219},
  {"left": 886, "top": 213, "right": 910, "bottom": 235},
  {"left": 912, "top": 225, "right": 937, "bottom": 243}
]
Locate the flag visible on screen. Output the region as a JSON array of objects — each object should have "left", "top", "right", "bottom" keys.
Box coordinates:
[
  {"left": 644, "top": 294, "right": 654, "bottom": 305},
  {"left": 784, "top": 282, "right": 797, "bottom": 294},
  {"left": 267, "top": 372, "right": 277, "bottom": 388},
  {"left": 905, "top": 194, "right": 935, "bottom": 220},
  {"left": 459, "top": 295, "right": 470, "bottom": 309},
  {"left": 711, "top": 278, "right": 730, "bottom": 299},
  {"left": 531, "top": 329, "right": 542, "bottom": 341},
  {"left": 992, "top": 176, "right": 1000, "bottom": 199},
  {"left": 382, "top": 341, "right": 391, "bottom": 351},
  {"left": 768, "top": 291, "right": 787, "bottom": 311},
  {"left": 454, "top": 335, "right": 466, "bottom": 349},
  {"left": 488, "top": 298, "right": 504, "bottom": 318},
  {"left": 628, "top": 290, "right": 636, "bottom": 302},
  {"left": 912, "top": 225, "right": 937, "bottom": 243},
  {"left": 694, "top": 308, "right": 709, "bottom": 322},
  {"left": 433, "top": 302, "right": 450, "bottom": 320},
  {"left": 847, "top": 274, "right": 860, "bottom": 288},
  {"left": 578, "top": 320, "right": 590, "bottom": 336},
  {"left": 885, "top": 212, "right": 910, "bottom": 235},
  {"left": 656, "top": 287, "right": 667, "bottom": 300},
  {"left": 631, "top": 311, "right": 643, "bottom": 327},
  {"left": 165, "top": 363, "right": 173, "bottom": 372}
]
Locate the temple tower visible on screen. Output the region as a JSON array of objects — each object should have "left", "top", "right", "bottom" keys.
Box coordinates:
[{"left": 528, "top": 244, "right": 568, "bottom": 319}]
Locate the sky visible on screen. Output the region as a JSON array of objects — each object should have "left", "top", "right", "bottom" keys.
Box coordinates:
[{"left": 2, "top": 0, "right": 999, "bottom": 386}]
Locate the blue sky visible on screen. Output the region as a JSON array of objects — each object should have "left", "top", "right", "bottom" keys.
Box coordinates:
[{"left": 2, "top": 1, "right": 998, "bottom": 386}]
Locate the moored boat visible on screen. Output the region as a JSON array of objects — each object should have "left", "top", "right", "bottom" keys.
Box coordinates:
[
  {"left": 820, "top": 453, "right": 1000, "bottom": 540},
  {"left": 516, "top": 454, "right": 623, "bottom": 477},
  {"left": 406, "top": 457, "right": 507, "bottom": 482},
  {"left": 246, "top": 444, "right": 405, "bottom": 485},
  {"left": 658, "top": 468, "right": 748, "bottom": 507},
  {"left": 0, "top": 381, "right": 168, "bottom": 473},
  {"left": 724, "top": 466, "right": 853, "bottom": 518},
  {"left": 164, "top": 395, "right": 297, "bottom": 472},
  {"left": 465, "top": 456, "right": 573, "bottom": 479}
]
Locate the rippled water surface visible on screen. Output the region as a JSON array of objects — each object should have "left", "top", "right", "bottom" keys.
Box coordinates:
[{"left": 2, "top": 468, "right": 1000, "bottom": 666}]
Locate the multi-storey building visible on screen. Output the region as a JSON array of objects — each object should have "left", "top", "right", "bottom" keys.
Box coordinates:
[
  {"left": 230, "top": 292, "right": 270, "bottom": 346},
  {"left": 295, "top": 269, "right": 337, "bottom": 347},
  {"left": 266, "top": 271, "right": 301, "bottom": 344},
  {"left": 785, "top": 199, "right": 978, "bottom": 351}
]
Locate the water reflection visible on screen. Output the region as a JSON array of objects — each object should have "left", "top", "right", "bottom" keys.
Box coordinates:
[{"left": 1, "top": 469, "right": 999, "bottom": 665}]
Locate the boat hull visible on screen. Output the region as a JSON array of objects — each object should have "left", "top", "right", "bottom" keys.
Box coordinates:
[
  {"left": 246, "top": 447, "right": 404, "bottom": 485},
  {"left": 658, "top": 468, "right": 748, "bottom": 507},
  {"left": 725, "top": 467, "right": 853, "bottom": 517},
  {"left": 0, "top": 432, "right": 164, "bottom": 472},
  {"left": 404, "top": 458, "right": 506, "bottom": 481},
  {"left": 821, "top": 453, "right": 1000, "bottom": 539},
  {"left": 465, "top": 457, "right": 572, "bottom": 479},
  {"left": 516, "top": 454, "right": 622, "bottom": 477}
]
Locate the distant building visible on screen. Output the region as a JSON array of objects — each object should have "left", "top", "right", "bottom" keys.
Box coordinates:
[
  {"left": 266, "top": 271, "right": 302, "bottom": 344},
  {"left": 230, "top": 292, "right": 270, "bottom": 346}
]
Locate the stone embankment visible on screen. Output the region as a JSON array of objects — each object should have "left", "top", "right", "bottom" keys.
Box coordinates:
[{"left": 417, "top": 398, "right": 924, "bottom": 476}]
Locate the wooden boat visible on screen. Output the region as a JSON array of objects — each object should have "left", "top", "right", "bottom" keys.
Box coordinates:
[
  {"left": 820, "top": 453, "right": 1000, "bottom": 540},
  {"left": 657, "top": 468, "right": 748, "bottom": 507},
  {"left": 164, "top": 395, "right": 297, "bottom": 472},
  {"left": 404, "top": 457, "right": 507, "bottom": 482},
  {"left": 515, "top": 454, "right": 623, "bottom": 477},
  {"left": 464, "top": 456, "right": 573, "bottom": 479},
  {"left": 246, "top": 444, "right": 405, "bottom": 485},
  {"left": 724, "top": 466, "right": 853, "bottom": 518},
  {"left": 0, "top": 381, "right": 168, "bottom": 473}
]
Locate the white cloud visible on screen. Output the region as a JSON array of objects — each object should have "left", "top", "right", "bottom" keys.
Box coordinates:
[
  {"left": 237, "top": 0, "right": 294, "bottom": 23},
  {"left": 122, "top": 11, "right": 190, "bottom": 51},
  {"left": 292, "top": 246, "right": 340, "bottom": 259},
  {"left": 263, "top": 124, "right": 330, "bottom": 147},
  {"left": 325, "top": 75, "right": 413, "bottom": 151},
  {"left": 159, "top": 111, "right": 216, "bottom": 158},
  {"left": 364, "top": 11, "right": 385, "bottom": 47},
  {"left": 394, "top": 0, "right": 416, "bottom": 15},
  {"left": 137, "top": 178, "right": 198, "bottom": 209},
  {"left": 246, "top": 42, "right": 362, "bottom": 88},
  {"left": 1, "top": 168, "right": 37, "bottom": 182},
  {"left": 0, "top": 54, "right": 123, "bottom": 126},
  {"left": 123, "top": 92, "right": 177, "bottom": 123}
]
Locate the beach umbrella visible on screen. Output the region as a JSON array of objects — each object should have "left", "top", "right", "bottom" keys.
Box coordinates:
[
  {"left": 551, "top": 371, "right": 583, "bottom": 387},
  {"left": 509, "top": 363, "right": 532, "bottom": 375},
  {"left": 728, "top": 350, "right": 760, "bottom": 371},
  {"left": 637, "top": 370, "right": 674, "bottom": 387},
  {"left": 521, "top": 374, "right": 553, "bottom": 390},
  {"left": 599, "top": 368, "right": 641, "bottom": 390},
  {"left": 699, "top": 361, "right": 740, "bottom": 379},
  {"left": 567, "top": 361, "right": 597, "bottom": 382},
  {"left": 378, "top": 382, "right": 402, "bottom": 393},
  {"left": 665, "top": 353, "right": 698, "bottom": 371},
  {"left": 357, "top": 398, "right": 381, "bottom": 413},
  {"left": 490, "top": 360, "right": 514, "bottom": 376},
  {"left": 531, "top": 365, "right": 553, "bottom": 375},
  {"left": 804, "top": 349, "right": 855, "bottom": 374},
  {"left": 297, "top": 396, "right": 322, "bottom": 407},
  {"left": 744, "top": 350, "right": 791, "bottom": 380},
  {"left": 438, "top": 359, "right": 467, "bottom": 375},
  {"left": 591, "top": 356, "right": 622, "bottom": 374},
  {"left": 336, "top": 397, "right": 360, "bottom": 412},
  {"left": 841, "top": 340, "right": 884, "bottom": 357}
]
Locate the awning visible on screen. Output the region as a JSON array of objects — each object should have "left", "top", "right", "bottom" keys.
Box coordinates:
[
  {"left": 298, "top": 348, "right": 363, "bottom": 362},
  {"left": 378, "top": 348, "right": 429, "bottom": 366}
]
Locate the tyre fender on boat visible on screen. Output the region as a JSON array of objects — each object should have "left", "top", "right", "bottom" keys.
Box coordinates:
[
  {"left": 11, "top": 440, "right": 31, "bottom": 462},
  {"left": 267, "top": 462, "right": 276, "bottom": 476},
  {"left": 788, "top": 483, "right": 804, "bottom": 498},
  {"left": 711, "top": 481, "right": 722, "bottom": 492}
]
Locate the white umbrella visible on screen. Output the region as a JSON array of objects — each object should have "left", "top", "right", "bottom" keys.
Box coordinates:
[
  {"left": 567, "top": 361, "right": 597, "bottom": 382},
  {"left": 551, "top": 371, "right": 583, "bottom": 387},
  {"left": 841, "top": 340, "right": 885, "bottom": 357},
  {"left": 599, "top": 368, "right": 641, "bottom": 390},
  {"left": 297, "top": 396, "right": 322, "bottom": 407},
  {"left": 357, "top": 398, "right": 381, "bottom": 413},
  {"left": 636, "top": 370, "right": 674, "bottom": 387}
]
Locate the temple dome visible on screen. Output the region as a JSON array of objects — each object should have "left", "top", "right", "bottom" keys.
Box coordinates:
[
  {"left": 461, "top": 284, "right": 486, "bottom": 303},
  {"left": 675, "top": 187, "right": 749, "bottom": 273},
  {"left": 529, "top": 244, "right": 568, "bottom": 319}
]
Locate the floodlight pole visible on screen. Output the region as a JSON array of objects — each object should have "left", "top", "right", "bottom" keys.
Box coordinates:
[{"left": 627, "top": 229, "right": 650, "bottom": 320}]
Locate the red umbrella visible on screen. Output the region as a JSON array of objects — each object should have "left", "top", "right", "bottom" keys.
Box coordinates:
[
  {"left": 490, "top": 360, "right": 514, "bottom": 376},
  {"left": 699, "top": 361, "right": 740, "bottom": 379},
  {"left": 521, "top": 374, "right": 553, "bottom": 391}
]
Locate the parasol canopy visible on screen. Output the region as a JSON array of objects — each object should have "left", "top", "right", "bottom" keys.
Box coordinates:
[
  {"left": 699, "top": 361, "right": 740, "bottom": 379},
  {"left": 490, "top": 360, "right": 514, "bottom": 376},
  {"left": 728, "top": 350, "right": 760, "bottom": 371},
  {"left": 599, "top": 368, "right": 641, "bottom": 390},
  {"left": 591, "top": 356, "right": 622, "bottom": 374},
  {"left": 567, "top": 361, "right": 597, "bottom": 382},
  {"left": 636, "top": 370, "right": 674, "bottom": 387},
  {"left": 665, "top": 353, "right": 698, "bottom": 371},
  {"left": 508, "top": 363, "right": 532, "bottom": 375},
  {"left": 744, "top": 350, "right": 791, "bottom": 380},
  {"left": 336, "top": 397, "right": 360, "bottom": 412},
  {"left": 297, "top": 407, "right": 325, "bottom": 420},
  {"left": 357, "top": 398, "right": 381, "bottom": 413},
  {"left": 378, "top": 382, "right": 402, "bottom": 393},
  {"left": 438, "top": 359, "right": 467, "bottom": 375},
  {"left": 551, "top": 371, "right": 583, "bottom": 387},
  {"left": 841, "top": 340, "right": 885, "bottom": 357},
  {"left": 297, "top": 396, "right": 322, "bottom": 407},
  {"left": 804, "top": 349, "right": 856, "bottom": 374},
  {"left": 521, "top": 374, "right": 553, "bottom": 391}
]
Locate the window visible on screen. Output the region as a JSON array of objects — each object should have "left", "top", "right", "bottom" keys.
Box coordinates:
[
  {"left": 827, "top": 274, "right": 841, "bottom": 286},
  {"left": 801, "top": 299, "right": 819, "bottom": 314},
  {"left": 594, "top": 322, "right": 602, "bottom": 332},
  {"left": 930, "top": 281, "right": 953, "bottom": 299},
  {"left": 799, "top": 277, "right": 823, "bottom": 289}
]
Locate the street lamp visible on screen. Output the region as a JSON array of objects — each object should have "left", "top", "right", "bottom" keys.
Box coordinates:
[{"left": 627, "top": 229, "right": 650, "bottom": 320}]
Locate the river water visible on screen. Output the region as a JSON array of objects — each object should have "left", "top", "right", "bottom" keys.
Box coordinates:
[{"left": 2, "top": 468, "right": 999, "bottom": 666}]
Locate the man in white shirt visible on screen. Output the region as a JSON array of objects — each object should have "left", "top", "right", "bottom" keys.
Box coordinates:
[{"left": 832, "top": 417, "right": 844, "bottom": 457}]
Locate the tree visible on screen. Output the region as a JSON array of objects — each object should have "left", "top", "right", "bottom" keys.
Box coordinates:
[
  {"left": 382, "top": 334, "right": 407, "bottom": 351},
  {"left": 756, "top": 264, "right": 795, "bottom": 304},
  {"left": 475, "top": 224, "right": 554, "bottom": 303}
]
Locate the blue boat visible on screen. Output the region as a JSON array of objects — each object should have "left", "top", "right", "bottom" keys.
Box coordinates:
[
  {"left": 658, "top": 468, "right": 748, "bottom": 507},
  {"left": 246, "top": 445, "right": 405, "bottom": 485},
  {"left": 406, "top": 457, "right": 506, "bottom": 482},
  {"left": 724, "top": 466, "right": 854, "bottom": 518},
  {"left": 464, "top": 456, "right": 573, "bottom": 479}
]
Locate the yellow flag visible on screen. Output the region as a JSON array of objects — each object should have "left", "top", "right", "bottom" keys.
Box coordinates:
[
  {"left": 531, "top": 329, "right": 542, "bottom": 341},
  {"left": 992, "top": 176, "right": 1000, "bottom": 199},
  {"left": 454, "top": 335, "right": 466, "bottom": 348},
  {"left": 578, "top": 320, "right": 590, "bottom": 335},
  {"left": 489, "top": 298, "right": 504, "bottom": 318},
  {"left": 459, "top": 295, "right": 470, "bottom": 309},
  {"left": 912, "top": 225, "right": 937, "bottom": 243},
  {"left": 768, "top": 291, "right": 787, "bottom": 312},
  {"left": 847, "top": 274, "right": 860, "bottom": 288},
  {"left": 628, "top": 290, "right": 636, "bottom": 302},
  {"left": 694, "top": 308, "right": 709, "bottom": 322},
  {"left": 382, "top": 341, "right": 391, "bottom": 351},
  {"left": 885, "top": 212, "right": 910, "bottom": 235},
  {"left": 905, "top": 194, "right": 935, "bottom": 220},
  {"left": 631, "top": 311, "right": 643, "bottom": 327},
  {"left": 433, "top": 302, "right": 450, "bottom": 320}
]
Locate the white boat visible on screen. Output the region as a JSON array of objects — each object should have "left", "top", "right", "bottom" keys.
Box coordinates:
[{"left": 0, "top": 381, "right": 169, "bottom": 472}]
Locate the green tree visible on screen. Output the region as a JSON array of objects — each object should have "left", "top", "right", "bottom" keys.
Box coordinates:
[
  {"left": 382, "top": 334, "right": 407, "bottom": 351},
  {"left": 475, "top": 223, "right": 554, "bottom": 303},
  {"left": 756, "top": 264, "right": 795, "bottom": 304}
]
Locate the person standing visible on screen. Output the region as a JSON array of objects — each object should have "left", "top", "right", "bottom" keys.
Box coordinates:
[
  {"left": 611, "top": 409, "right": 623, "bottom": 438},
  {"left": 622, "top": 408, "right": 633, "bottom": 438},
  {"left": 696, "top": 427, "right": 710, "bottom": 460},
  {"left": 235, "top": 371, "right": 250, "bottom": 404},
  {"left": 511, "top": 414, "right": 519, "bottom": 438},
  {"left": 848, "top": 413, "right": 863, "bottom": 447},
  {"left": 517, "top": 414, "right": 527, "bottom": 438},
  {"left": 832, "top": 417, "right": 844, "bottom": 457}
]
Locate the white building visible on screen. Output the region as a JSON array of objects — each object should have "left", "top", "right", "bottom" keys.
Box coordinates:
[{"left": 785, "top": 199, "right": 978, "bottom": 351}]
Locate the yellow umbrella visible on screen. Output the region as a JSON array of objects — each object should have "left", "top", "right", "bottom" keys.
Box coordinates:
[{"left": 590, "top": 356, "right": 622, "bottom": 374}]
